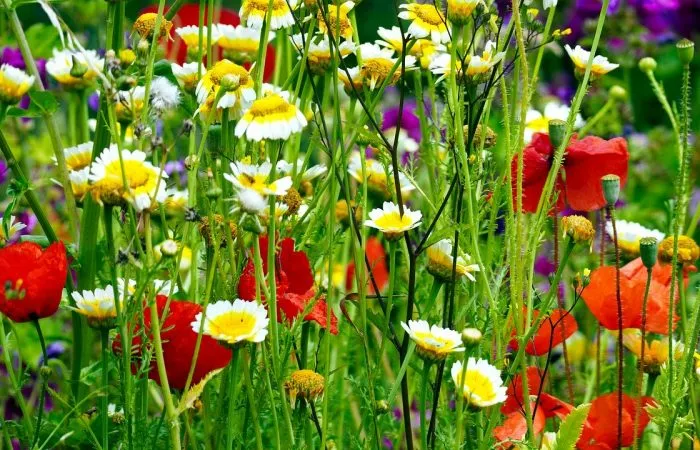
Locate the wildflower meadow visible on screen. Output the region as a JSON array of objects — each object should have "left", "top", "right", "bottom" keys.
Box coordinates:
[{"left": 1, "top": 0, "right": 700, "bottom": 448}]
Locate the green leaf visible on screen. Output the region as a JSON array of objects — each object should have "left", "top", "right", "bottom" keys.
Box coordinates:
[
  {"left": 6, "top": 91, "right": 59, "bottom": 118},
  {"left": 553, "top": 403, "right": 591, "bottom": 450}
]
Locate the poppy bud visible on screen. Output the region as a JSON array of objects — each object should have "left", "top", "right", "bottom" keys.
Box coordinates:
[
  {"left": 638, "top": 57, "right": 657, "bottom": 73},
  {"left": 561, "top": 215, "right": 595, "bottom": 245},
  {"left": 601, "top": 174, "right": 620, "bottom": 207},
  {"left": 639, "top": 237, "right": 658, "bottom": 269},
  {"left": 677, "top": 39, "right": 695, "bottom": 66},
  {"left": 547, "top": 119, "right": 566, "bottom": 149},
  {"left": 609, "top": 85, "right": 627, "bottom": 101},
  {"left": 461, "top": 327, "right": 482, "bottom": 346}
]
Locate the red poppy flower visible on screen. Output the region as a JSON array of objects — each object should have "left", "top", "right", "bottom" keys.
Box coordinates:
[
  {"left": 238, "top": 236, "right": 338, "bottom": 334},
  {"left": 577, "top": 393, "right": 653, "bottom": 449},
  {"left": 346, "top": 237, "right": 389, "bottom": 295},
  {"left": 509, "top": 308, "right": 578, "bottom": 356},
  {"left": 581, "top": 257, "right": 693, "bottom": 334},
  {"left": 511, "top": 133, "right": 628, "bottom": 213},
  {"left": 116, "top": 296, "right": 232, "bottom": 390},
  {"left": 0, "top": 242, "right": 67, "bottom": 323},
  {"left": 140, "top": 4, "right": 275, "bottom": 81},
  {"left": 493, "top": 402, "right": 546, "bottom": 449}
]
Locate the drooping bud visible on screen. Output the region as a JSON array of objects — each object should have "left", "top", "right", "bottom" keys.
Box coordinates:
[
  {"left": 676, "top": 39, "right": 695, "bottom": 66},
  {"left": 561, "top": 215, "right": 595, "bottom": 245},
  {"left": 638, "top": 57, "right": 657, "bottom": 73},
  {"left": 639, "top": 237, "right": 658, "bottom": 269},
  {"left": 548, "top": 119, "right": 567, "bottom": 149},
  {"left": 601, "top": 174, "right": 620, "bottom": 207},
  {"left": 375, "top": 399, "right": 390, "bottom": 415},
  {"left": 285, "top": 369, "right": 325, "bottom": 407},
  {"left": 70, "top": 55, "right": 88, "bottom": 79}
]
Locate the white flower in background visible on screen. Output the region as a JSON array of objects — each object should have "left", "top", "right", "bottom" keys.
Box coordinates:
[
  {"left": 290, "top": 34, "right": 355, "bottom": 74},
  {"left": 163, "top": 188, "right": 188, "bottom": 215},
  {"left": 276, "top": 159, "right": 328, "bottom": 182},
  {"left": 62, "top": 141, "right": 93, "bottom": 171},
  {"left": 72, "top": 287, "right": 120, "bottom": 327},
  {"left": 171, "top": 62, "right": 203, "bottom": 91},
  {"left": 175, "top": 25, "right": 221, "bottom": 52},
  {"left": 401, "top": 320, "right": 464, "bottom": 361},
  {"left": 89, "top": 145, "right": 168, "bottom": 211},
  {"left": 524, "top": 101, "right": 584, "bottom": 143},
  {"left": 117, "top": 278, "right": 178, "bottom": 299},
  {"left": 383, "top": 126, "right": 419, "bottom": 158},
  {"left": 235, "top": 88, "right": 307, "bottom": 141},
  {"left": 451, "top": 358, "right": 507, "bottom": 408},
  {"left": 224, "top": 160, "right": 292, "bottom": 196},
  {"left": 0, "top": 64, "right": 34, "bottom": 104},
  {"left": 358, "top": 43, "right": 416, "bottom": 90},
  {"left": 426, "top": 239, "right": 481, "bottom": 281},
  {"left": 348, "top": 152, "right": 415, "bottom": 196},
  {"left": 364, "top": 201, "right": 422, "bottom": 239},
  {"left": 430, "top": 41, "right": 505, "bottom": 82},
  {"left": 317, "top": 1, "right": 355, "bottom": 41},
  {"left": 218, "top": 24, "right": 275, "bottom": 62},
  {"left": 69, "top": 167, "right": 91, "bottom": 199},
  {"left": 192, "top": 299, "right": 269, "bottom": 345},
  {"left": 524, "top": 0, "right": 557, "bottom": 9},
  {"left": 236, "top": 188, "right": 268, "bottom": 214},
  {"left": 0, "top": 215, "right": 26, "bottom": 243},
  {"left": 605, "top": 220, "right": 665, "bottom": 256},
  {"left": 565, "top": 45, "right": 619, "bottom": 77},
  {"left": 376, "top": 27, "right": 444, "bottom": 70},
  {"left": 240, "top": 0, "right": 298, "bottom": 30},
  {"left": 447, "top": 0, "right": 484, "bottom": 25},
  {"left": 150, "top": 76, "right": 181, "bottom": 114},
  {"left": 398, "top": 3, "right": 450, "bottom": 44},
  {"left": 46, "top": 48, "right": 104, "bottom": 88},
  {"left": 337, "top": 66, "right": 363, "bottom": 92},
  {"left": 196, "top": 59, "right": 256, "bottom": 115}
]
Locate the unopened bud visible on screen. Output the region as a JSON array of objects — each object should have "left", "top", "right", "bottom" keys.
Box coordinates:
[
  {"left": 461, "top": 328, "right": 482, "bottom": 346},
  {"left": 638, "top": 57, "right": 657, "bottom": 73},
  {"left": 548, "top": 119, "right": 567, "bottom": 149},
  {"left": 375, "top": 399, "right": 390, "bottom": 414},
  {"left": 639, "top": 237, "right": 658, "bottom": 269},
  {"left": 601, "top": 174, "right": 620, "bottom": 207},
  {"left": 609, "top": 85, "right": 627, "bottom": 101},
  {"left": 160, "top": 239, "right": 178, "bottom": 256},
  {"left": 677, "top": 39, "right": 695, "bottom": 66},
  {"left": 70, "top": 55, "right": 88, "bottom": 79},
  {"left": 220, "top": 74, "right": 241, "bottom": 92},
  {"left": 40, "top": 365, "right": 53, "bottom": 379}
]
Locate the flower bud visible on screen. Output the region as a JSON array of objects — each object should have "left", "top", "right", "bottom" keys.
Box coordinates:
[
  {"left": 136, "top": 38, "right": 150, "bottom": 59},
  {"left": 461, "top": 327, "right": 482, "bottom": 346},
  {"left": 548, "top": 119, "right": 567, "bottom": 149},
  {"left": 638, "top": 57, "right": 657, "bottom": 73},
  {"left": 70, "top": 55, "right": 88, "bottom": 79},
  {"left": 561, "top": 215, "right": 595, "bottom": 245},
  {"left": 658, "top": 235, "right": 699, "bottom": 266},
  {"left": 639, "top": 237, "right": 658, "bottom": 269},
  {"left": 118, "top": 49, "right": 136, "bottom": 67},
  {"left": 601, "top": 174, "right": 620, "bottom": 207},
  {"left": 220, "top": 74, "right": 241, "bottom": 92},
  {"left": 677, "top": 39, "right": 695, "bottom": 66},
  {"left": 375, "top": 399, "right": 390, "bottom": 414},
  {"left": 609, "top": 85, "right": 627, "bottom": 101},
  {"left": 160, "top": 239, "right": 179, "bottom": 257},
  {"left": 40, "top": 365, "right": 53, "bottom": 379},
  {"left": 285, "top": 369, "right": 325, "bottom": 407}
]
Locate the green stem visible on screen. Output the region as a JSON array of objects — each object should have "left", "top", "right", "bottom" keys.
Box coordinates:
[
  {"left": 31, "top": 319, "right": 49, "bottom": 450},
  {"left": 578, "top": 98, "right": 614, "bottom": 137},
  {"left": 633, "top": 267, "right": 653, "bottom": 450},
  {"left": 608, "top": 206, "right": 623, "bottom": 449},
  {"left": 241, "top": 349, "right": 264, "bottom": 450},
  {"left": 420, "top": 360, "right": 431, "bottom": 450},
  {"left": 100, "top": 329, "right": 109, "bottom": 450},
  {"left": 0, "top": 318, "right": 34, "bottom": 435},
  {"left": 226, "top": 350, "right": 241, "bottom": 450}
]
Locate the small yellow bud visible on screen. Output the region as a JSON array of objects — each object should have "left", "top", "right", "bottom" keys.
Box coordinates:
[{"left": 561, "top": 215, "right": 595, "bottom": 245}]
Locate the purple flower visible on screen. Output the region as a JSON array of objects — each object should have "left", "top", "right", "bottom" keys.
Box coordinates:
[
  {"left": 165, "top": 159, "right": 188, "bottom": 188},
  {"left": 1, "top": 47, "right": 25, "bottom": 69},
  {"left": 0, "top": 161, "right": 7, "bottom": 185},
  {"left": 534, "top": 252, "right": 556, "bottom": 277}
]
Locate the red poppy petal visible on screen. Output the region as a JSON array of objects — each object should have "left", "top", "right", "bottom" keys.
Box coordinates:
[
  {"left": 278, "top": 289, "right": 338, "bottom": 334},
  {"left": 493, "top": 404, "right": 546, "bottom": 448},
  {"left": 581, "top": 266, "right": 640, "bottom": 330},
  {"left": 278, "top": 238, "right": 314, "bottom": 295},
  {"left": 564, "top": 136, "right": 628, "bottom": 212},
  {"left": 523, "top": 308, "right": 578, "bottom": 356},
  {"left": 578, "top": 393, "right": 652, "bottom": 449},
  {"left": 511, "top": 133, "right": 554, "bottom": 213},
  {"left": 502, "top": 366, "right": 545, "bottom": 415},
  {"left": 346, "top": 237, "right": 389, "bottom": 294}
]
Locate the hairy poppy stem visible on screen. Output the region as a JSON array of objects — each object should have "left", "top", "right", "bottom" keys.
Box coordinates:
[
  {"left": 553, "top": 209, "right": 574, "bottom": 403},
  {"left": 31, "top": 319, "right": 49, "bottom": 450},
  {"left": 606, "top": 206, "right": 623, "bottom": 449},
  {"left": 633, "top": 267, "right": 653, "bottom": 450}
]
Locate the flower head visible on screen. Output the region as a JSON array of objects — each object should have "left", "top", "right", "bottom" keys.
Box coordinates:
[
  {"left": 401, "top": 320, "right": 464, "bottom": 361},
  {"left": 241, "top": 0, "right": 298, "bottom": 30},
  {"left": 72, "top": 287, "right": 120, "bottom": 328},
  {"left": 376, "top": 27, "right": 444, "bottom": 70},
  {"left": 149, "top": 76, "right": 181, "bottom": 114},
  {"left": 0, "top": 242, "right": 67, "bottom": 323},
  {"left": 430, "top": 41, "right": 505, "bottom": 82},
  {"left": 606, "top": 220, "right": 665, "bottom": 256},
  {"left": 358, "top": 43, "right": 416, "bottom": 90},
  {"left": 46, "top": 48, "right": 104, "bottom": 89},
  {"left": 69, "top": 167, "right": 91, "bottom": 199},
  {"left": 224, "top": 160, "right": 292, "bottom": 196},
  {"left": 451, "top": 358, "right": 507, "bottom": 408},
  {"left": 89, "top": 145, "right": 168, "bottom": 211},
  {"left": 447, "top": 0, "right": 484, "bottom": 25},
  {"left": 0, "top": 64, "right": 34, "bottom": 105},
  {"left": 285, "top": 369, "right": 325, "bottom": 406},
  {"left": 398, "top": 3, "right": 450, "bottom": 44},
  {"left": 426, "top": 239, "right": 480, "bottom": 281},
  {"left": 218, "top": 25, "right": 275, "bottom": 63},
  {"left": 658, "top": 235, "right": 699, "bottom": 266},
  {"left": 235, "top": 88, "right": 307, "bottom": 141},
  {"left": 290, "top": 34, "right": 355, "bottom": 75},
  {"left": 175, "top": 25, "right": 221, "bottom": 54},
  {"left": 63, "top": 141, "right": 93, "bottom": 171},
  {"left": 621, "top": 328, "right": 683, "bottom": 374},
  {"left": 318, "top": 1, "right": 355, "bottom": 41},
  {"left": 348, "top": 152, "right": 414, "bottom": 198},
  {"left": 524, "top": 101, "right": 584, "bottom": 143},
  {"left": 364, "top": 201, "right": 422, "bottom": 240},
  {"left": 196, "top": 59, "right": 256, "bottom": 116},
  {"left": 171, "top": 62, "right": 203, "bottom": 92},
  {"left": 192, "top": 299, "right": 269, "bottom": 346},
  {"left": 561, "top": 215, "right": 595, "bottom": 245},
  {"left": 133, "top": 13, "right": 173, "bottom": 41},
  {"left": 565, "top": 45, "right": 619, "bottom": 78},
  {"left": 115, "top": 85, "right": 146, "bottom": 122}
]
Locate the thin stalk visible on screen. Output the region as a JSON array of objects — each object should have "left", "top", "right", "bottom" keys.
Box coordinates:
[
  {"left": 241, "top": 349, "right": 264, "bottom": 450},
  {"left": 578, "top": 98, "right": 614, "bottom": 137},
  {"left": 376, "top": 239, "right": 398, "bottom": 367},
  {"left": 31, "top": 319, "right": 49, "bottom": 450},
  {"left": 100, "top": 328, "right": 110, "bottom": 450},
  {"left": 420, "top": 360, "right": 431, "bottom": 450},
  {"left": 607, "top": 206, "right": 623, "bottom": 449},
  {"left": 226, "top": 350, "right": 241, "bottom": 450},
  {"left": 633, "top": 267, "right": 653, "bottom": 450}
]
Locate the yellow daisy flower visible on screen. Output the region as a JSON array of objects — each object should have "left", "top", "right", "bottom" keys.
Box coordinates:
[
  {"left": 451, "top": 358, "right": 507, "bottom": 408},
  {"left": 565, "top": 45, "right": 619, "bottom": 77},
  {"left": 62, "top": 141, "right": 93, "bottom": 171},
  {"left": 0, "top": 64, "right": 34, "bottom": 105},
  {"left": 426, "top": 239, "right": 480, "bottom": 282},
  {"left": 175, "top": 25, "right": 222, "bottom": 57},
  {"left": 376, "top": 26, "right": 444, "bottom": 70},
  {"left": 318, "top": 1, "right": 355, "bottom": 41},
  {"left": 401, "top": 320, "right": 465, "bottom": 362},
  {"left": 218, "top": 24, "right": 275, "bottom": 63},
  {"left": 133, "top": 12, "right": 173, "bottom": 41},
  {"left": 364, "top": 201, "right": 422, "bottom": 240},
  {"left": 429, "top": 40, "right": 505, "bottom": 82},
  {"left": 398, "top": 3, "right": 450, "bottom": 44},
  {"left": 358, "top": 43, "right": 416, "bottom": 90},
  {"left": 234, "top": 86, "right": 307, "bottom": 141},
  {"left": 46, "top": 48, "right": 104, "bottom": 89},
  {"left": 71, "top": 287, "right": 120, "bottom": 329},
  {"left": 69, "top": 167, "right": 91, "bottom": 200},
  {"left": 605, "top": 220, "right": 665, "bottom": 256},
  {"left": 224, "top": 160, "right": 293, "bottom": 196},
  {"left": 621, "top": 329, "right": 683, "bottom": 374},
  {"left": 196, "top": 59, "right": 256, "bottom": 116},
  {"left": 192, "top": 299, "right": 269, "bottom": 346},
  {"left": 290, "top": 33, "right": 355, "bottom": 75},
  {"left": 171, "top": 62, "right": 203, "bottom": 92},
  {"left": 447, "top": 0, "right": 484, "bottom": 25},
  {"left": 240, "top": 0, "right": 298, "bottom": 30}
]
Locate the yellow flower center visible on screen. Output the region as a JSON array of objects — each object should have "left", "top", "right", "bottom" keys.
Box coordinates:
[
  {"left": 0, "top": 73, "right": 32, "bottom": 103},
  {"left": 373, "top": 211, "right": 414, "bottom": 230},
  {"left": 447, "top": 0, "right": 479, "bottom": 19},
  {"left": 457, "top": 368, "right": 498, "bottom": 404},
  {"left": 318, "top": 6, "right": 353, "bottom": 38},
  {"left": 361, "top": 58, "right": 398, "bottom": 84},
  {"left": 526, "top": 116, "right": 550, "bottom": 134},
  {"left": 220, "top": 37, "right": 259, "bottom": 54},
  {"left": 246, "top": 94, "right": 294, "bottom": 119},
  {"left": 92, "top": 159, "right": 157, "bottom": 203},
  {"left": 208, "top": 310, "right": 258, "bottom": 339},
  {"left": 413, "top": 331, "right": 454, "bottom": 353},
  {"left": 133, "top": 13, "right": 173, "bottom": 40},
  {"left": 209, "top": 60, "right": 251, "bottom": 86},
  {"left": 411, "top": 4, "right": 445, "bottom": 27},
  {"left": 244, "top": 0, "right": 289, "bottom": 14}
]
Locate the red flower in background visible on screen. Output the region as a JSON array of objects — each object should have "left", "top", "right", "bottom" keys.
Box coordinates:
[
  {"left": 511, "top": 133, "right": 628, "bottom": 213},
  {"left": 140, "top": 4, "right": 275, "bottom": 81},
  {"left": 0, "top": 242, "right": 67, "bottom": 323},
  {"left": 509, "top": 308, "right": 578, "bottom": 356},
  {"left": 582, "top": 257, "right": 695, "bottom": 334},
  {"left": 577, "top": 393, "right": 653, "bottom": 449},
  {"left": 238, "top": 236, "right": 338, "bottom": 334},
  {"left": 115, "top": 296, "right": 232, "bottom": 390},
  {"left": 346, "top": 237, "right": 389, "bottom": 295}
]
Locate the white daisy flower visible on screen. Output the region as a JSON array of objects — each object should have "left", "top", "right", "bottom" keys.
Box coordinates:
[
  {"left": 195, "top": 59, "right": 256, "bottom": 116},
  {"left": 240, "top": 0, "right": 298, "bottom": 30},
  {"left": 236, "top": 188, "right": 268, "bottom": 215},
  {"left": 192, "top": 299, "right": 269, "bottom": 345},
  {"left": 171, "top": 62, "right": 203, "bottom": 92},
  {"left": 451, "top": 358, "right": 508, "bottom": 408},
  {"left": 317, "top": 1, "right": 355, "bottom": 41},
  {"left": 565, "top": 45, "right": 619, "bottom": 77},
  {"left": 364, "top": 201, "right": 422, "bottom": 240},
  {"left": 358, "top": 43, "right": 416, "bottom": 90},
  {"left": 117, "top": 278, "right": 178, "bottom": 299},
  {"left": 376, "top": 27, "right": 444, "bottom": 70},
  {"left": 62, "top": 141, "right": 93, "bottom": 171},
  {"left": 348, "top": 152, "right": 415, "bottom": 197},
  {"left": 446, "top": 0, "right": 484, "bottom": 25},
  {"left": 338, "top": 66, "right": 363, "bottom": 93},
  {"left": 163, "top": 188, "right": 188, "bottom": 215},
  {"left": 276, "top": 159, "right": 328, "bottom": 181},
  {"left": 605, "top": 220, "right": 665, "bottom": 256},
  {"left": 290, "top": 34, "right": 356, "bottom": 75},
  {"left": 175, "top": 25, "right": 222, "bottom": 52},
  {"left": 0, "top": 215, "right": 26, "bottom": 243},
  {"left": 524, "top": 101, "right": 584, "bottom": 143},
  {"left": 69, "top": 167, "right": 91, "bottom": 199},
  {"left": 46, "top": 48, "right": 104, "bottom": 88},
  {"left": 398, "top": 3, "right": 450, "bottom": 44},
  {"left": 114, "top": 85, "right": 146, "bottom": 122},
  {"left": 0, "top": 64, "right": 34, "bottom": 104},
  {"left": 89, "top": 144, "right": 168, "bottom": 211},
  {"left": 426, "top": 239, "right": 481, "bottom": 282},
  {"left": 401, "top": 320, "right": 465, "bottom": 361},
  {"left": 430, "top": 40, "right": 505, "bottom": 82},
  {"left": 224, "top": 160, "right": 292, "bottom": 196},
  {"left": 72, "top": 287, "right": 120, "bottom": 328},
  {"left": 217, "top": 24, "right": 275, "bottom": 62},
  {"left": 234, "top": 88, "right": 307, "bottom": 141}
]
